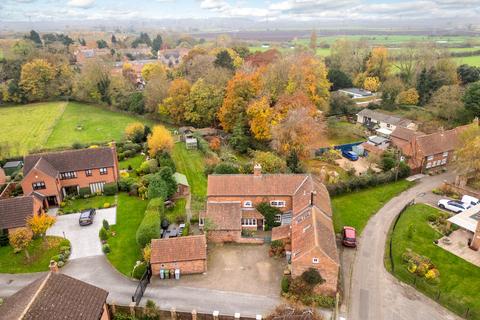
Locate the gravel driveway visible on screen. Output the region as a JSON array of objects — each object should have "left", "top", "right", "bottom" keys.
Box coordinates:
[{"left": 47, "top": 207, "right": 116, "bottom": 260}]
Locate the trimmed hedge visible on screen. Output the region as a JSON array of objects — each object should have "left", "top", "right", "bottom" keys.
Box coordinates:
[
  {"left": 103, "top": 183, "right": 118, "bottom": 196},
  {"left": 136, "top": 198, "right": 164, "bottom": 248},
  {"left": 79, "top": 187, "right": 91, "bottom": 197}
]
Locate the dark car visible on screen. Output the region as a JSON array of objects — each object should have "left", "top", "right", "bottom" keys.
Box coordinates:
[
  {"left": 342, "top": 226, "right": 357, "bottom": 247},
  {"left": 79, "top": 209, "right": 96, "bottom": 226},
  {"left": 342, "top": 150, "right": 359, "bottom": 161}
]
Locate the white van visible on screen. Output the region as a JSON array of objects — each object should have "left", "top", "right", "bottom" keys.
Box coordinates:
[{"left": 461, "top": 195, "right": 480, "bottom": 206}]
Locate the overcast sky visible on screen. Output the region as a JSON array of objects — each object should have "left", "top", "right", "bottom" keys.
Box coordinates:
[{"left": 1, "top": 0, "right": 479, "bottom": 22}]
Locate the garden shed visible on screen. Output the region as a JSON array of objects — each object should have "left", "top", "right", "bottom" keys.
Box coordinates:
[
  {"left": 185, "top": 137, "right": 198, "bottom": 150},
  {"left": 2, "top": 160, "right": 23, "bottom": 176},
  {"left": 173, "top": 172, "right": 190, "bottom": 197}
]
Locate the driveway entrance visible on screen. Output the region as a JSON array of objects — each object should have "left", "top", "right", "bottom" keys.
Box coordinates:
[{"left": 47, "top": 207, "right": 116, "bottom": 260}]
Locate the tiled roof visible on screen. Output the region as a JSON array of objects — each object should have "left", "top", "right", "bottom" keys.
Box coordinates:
[
  {"left": 390, "top": 127, "right": 422, "bottom": 142},
  {"left": 414, "top": 125, "right": 469, "bottom": 157},
  {"left": 24, "top": 147, "right": 115, "bottom": 177},
  {"left": 271, "top": 225, "right": 291, "bottom": 241},
  {"left": 151, "top": 235, "right": 207, "bottom": 264},
  {"left": 357, "top": 109, "right": 413, "bottom": 127},
  {"left": 0, "top": 196, "right": 36, "bottom": 229},
  {"left": 291, "top": 206, "right": 339, "bottom": 266},
  {"left": 0, "top": 272, "right": 108, "bottom": 320},
  {"left": 207, "top": 174, "right": 309, "bottom": 196},
  {"left": 33, "top": 157, "right": 59, "bottom": 177},
  {"left": 206, "top": 201, "right": 242, "bottom": 231}
]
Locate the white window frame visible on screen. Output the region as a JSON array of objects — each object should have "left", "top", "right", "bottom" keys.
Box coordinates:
[
  {"left": 274, "top": 214, "right": 282, "bottom": 223},
  {"left": 427, "top": 155, "right": 434, "bottom": 161},
  {"left": 426, "top": 162, "right": 432, "bottom": 169},
  {"left": 89, "top": 181, "right": 105, "bottom": 194},
  {"left": 303, "top": 225, "right": 311, "bottom": 233},
  {"left": 241, "top": 218, "right": 257, "bottom": 226},
  {"left": 441, "top": 158, "right": 447, "bottom": 165},
  {"left": 99, "top": 167, "right": 108, "bottom": 175},
  {"left": 243, "top": 200, "right": 253, "bottom": 208},
  {"left": 270, "top": 200, "right": 286, "bottom": 208},
  {"left": 312, "top": 258, "right": 319, "bottom": 264},
  {"left": 443, "top": 152, "right": 448, "bottom": 157}
]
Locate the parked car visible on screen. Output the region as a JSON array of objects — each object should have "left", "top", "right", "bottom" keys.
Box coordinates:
[
  {"left": 437, "top": 199, "right": 471, "bottom": 213},
  {"left": 342, "top": 150, "right": 359, "bottom": 161},
  {"left": 342, "top": 226, "right": 357, "bottom": 247},
  {"left": 178, "top": 223, "right": 186, "bottom": 235},
  {"left": 79, "top": 209, "right": 96, "bottom": 226},
  {"left": 461, "top": 195, "right": 479, "bottom": 207}
]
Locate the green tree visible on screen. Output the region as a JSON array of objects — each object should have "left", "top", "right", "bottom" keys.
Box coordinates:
[
  {"left": 463, "top": 82, "right": 480, "bottom": 118},
  {"left": 229, "top": 119, "right": 250, "bottom": 154},
  {"left": 25, "top": 30, "right": 42, "bottom": 46},
  {"left": 111, "top": 34, "right": 117, "bottom": 45},
  {"left": 20, "top": 59, "right": 56, "bottom": 101},
  {"left": 214, "top": 50, "right": 235, "bottom": 71},
  {"left": 457, "top": 64, "right": 480, "bottom": 84},
  {"left": 147, "top": 177, "right": 168, "bottom": 200},
  {"left": 158, "top": 167, "right": 177, "bottom": 198},
  {"left": 329, "top": 92, "right": 356, "bottom": 116},
  {"left": 380, "top": 77, "right": 405, "bottom": 106},
  {"left": 287, "top": 149, "right": 303, "bottom": 173},
  {"left": 152, "top": 34, "right": 163, "bottom": 55},
  {"left": 253, "top": 151, "right": 286, "bottom": 173},
  {"left": 96, "top": 39, "right": 108, "bottom": 49},
  {"left": 327, "top": 68, "right": 353, "bottom": 91},
  {"left": 186, "top": 79, "right": 223, "bottom": 127},
  {"left": 256, "top": 202, "right": 281, "bottom": 230}
]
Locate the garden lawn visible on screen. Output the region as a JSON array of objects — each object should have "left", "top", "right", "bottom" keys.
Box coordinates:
[
  {"left": 0, "top": 102, "right": 66, "bottom": 156},
  {"left": 45, "top": 102, "right": 154, "bottom": 148},
  {"left": 106, "top": 193, "right": 148, "bottom": 276},
  {"left": 387, "top": 204, "right": 480, "bottom": 318},
  {"left": 326, "top": 120, "right": 365, "bottom": 146},
  {"left": 332, "top": 180, "right": 413, "bottom": 234},
  {"left": 0, "top": 236, "right": 68, "bottom": 273},
  {"left": 61, "top": 195, "right": 116, "bottom": 214},
  {"left": 171, "top": 142, "right": 207, "bottom": 212},
  {"left": 454, "top": 55, "right": 480, "bottom": 67},
  {"left": 119, "top": 154, "right": 144, "bottom": 171},
  {"left": 165, "top": 198, "right": 186, "bottom": 223}
]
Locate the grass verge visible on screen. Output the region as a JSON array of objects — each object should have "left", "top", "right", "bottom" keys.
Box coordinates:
[{"left": 332, "top": 180, "right": 413, "bottom": 234}]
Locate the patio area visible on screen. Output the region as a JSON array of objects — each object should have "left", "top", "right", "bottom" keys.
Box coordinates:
[{"left": 437, "top": 229, "right": 480, "bottom": 267}]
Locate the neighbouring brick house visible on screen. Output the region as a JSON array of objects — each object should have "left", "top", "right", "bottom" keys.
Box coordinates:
[
  {"left": 21, "top": 146, "right": 119, "bottom": 206},
  {"left": 0, "top": 194, "right": 45, "bottom": 234},
  {"left": 0, "top": 272, "right": 110, "bottom": 320},
  {"left": 150, "top": 235, "right": 207, "bottom": 275},
  {"left": 391, "top": 123, "right": 474, "bottom": 174},
  {"left": 0, "top": 168, "right": 6, "bottom": 185}
]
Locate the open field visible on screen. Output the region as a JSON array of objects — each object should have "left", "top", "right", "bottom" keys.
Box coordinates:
[
  {"left": 454, "top": 55, "right": 480, "bottom": 67},
  {"left": 0, "top": 102, "right": 66, "bottom": 155},
  {"left": 46, "top": 102, "right": 154, "bottom": 149},
  {"left": 332, "top": 180, "right": 413, "bottom": 234},
  {"left": 386, "top": 204, "right": 480, "bottom": 318},
  {"left": 0, "top": 102, "right": 154, "bottom": 156}
]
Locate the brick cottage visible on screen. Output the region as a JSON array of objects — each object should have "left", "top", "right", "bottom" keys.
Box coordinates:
[{"left": 21, "top": 146, "right": 119, "bottom": 207}]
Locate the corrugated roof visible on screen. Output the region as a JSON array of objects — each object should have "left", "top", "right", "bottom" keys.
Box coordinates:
[
  {"left": 174, "top": 172, "right": 189, "bottom": 187},
  {"left": 357, "top": 109, "right": 413, "bottom": 127}
]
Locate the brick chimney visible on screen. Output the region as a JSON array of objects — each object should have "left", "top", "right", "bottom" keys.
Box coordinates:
[
  {"left": 253, "top": 164, "right": 262, "bottom": 177},
  {"left": 470, "top": 220, "right": 480, "bottom": 251},
  {"left": 49, "top": 260, "right": 58, "bottom": 273}
]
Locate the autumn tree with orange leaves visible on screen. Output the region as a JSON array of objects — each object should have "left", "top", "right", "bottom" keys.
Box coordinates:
[
  {"left": 218, "top": 70, "right": 262, "bottom": 132},
  {"left": 159, "top": 79, "right": 191, "bottom": 124}
]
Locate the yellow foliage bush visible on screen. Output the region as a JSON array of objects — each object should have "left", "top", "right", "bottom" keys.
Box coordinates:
[
  {"left": 147, "top": 125, "right": 174, "bottom": 157},
  {"left": 397, "top": 88, "right": 419, "bottom": 105},
  {"left": 363, "top": 76, "right": 381, "bottom": 92},
  {"left": 104, "top": 203, "right": 111, "bottom": 208}
]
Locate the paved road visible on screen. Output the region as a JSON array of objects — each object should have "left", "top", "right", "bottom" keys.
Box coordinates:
[
  {"left": 47, "top": 208, "right": 116, "bottom": 259},
  {"left": 0, "top": 255, "right": 281, "bottom": 317},
  {"left": 347, "top": 173, "right": 462, "bottom": 320}
]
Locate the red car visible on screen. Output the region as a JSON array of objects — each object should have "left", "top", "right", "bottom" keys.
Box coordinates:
[{"left": 342, "top": 226, "right": 357, "bottom": 247}]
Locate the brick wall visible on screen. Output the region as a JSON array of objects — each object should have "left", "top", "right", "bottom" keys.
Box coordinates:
[
  {"left": 207, "top": 230, "right": 241, "bottom": 243},
  {"left": 208, "top": 195, "right": 293, "bottom": 213},
  {"left": 151, "top": 259, "right": 207, "bottom": 275},
  {"left": 22, "top": 168, "right": 62, "bottom": 202},
  {"left": 60, "top": 166, "right": 117, "bottom": 189}
]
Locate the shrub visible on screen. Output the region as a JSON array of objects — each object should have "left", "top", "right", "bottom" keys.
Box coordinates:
[
  {"left": 123, "top": 149, "right": 135, "bottom": 158},
  {"left": 102, "top": 219, "right": 110, "bottom": 230},
  {"left": 159, "top": 167, "right": 177, "bottom": 198},
  {"left": 281, "top": 276, "right": 290, "bottom": 293},
  {"left": 132, "top": 262, "right": 147, "bottom": 279},
  {"left": 125, "top": 122, "right": 145, "bottom": 143},
  {"left": 102, "top": 244, "right": 111, "bottom": 254},
  {"left": 157, "top": 151, "right": 176, "bottom": 172},
  {"left": 214, "top": 162, "right": 240, "bottom": 174},
  {"left": 103, "top": 203, "right": 110, "bottom": 208},
  {"left": 103, "top": 183, "right": 118, "bottom": 196},
  {"left": 51, "top": 254, "right": 62, "bottom": 262},
  {"left": 57, "top": 261, "right": 65, "bottom": 268},
  {"left": 119, "top": 177, "right": 136, "bottom": 192},
  {"left": 181, "top": 222, "right": 190, "bottom": 236},
  {"left": 301, "top": 268, "right": 325, "bottom": 286},
  {"left": 136, "top": 198, "right": 164, "bottom": 247},
  {"left": 72, "top": 142, "right": 84, "bottom": 149},
  {"left": 302, "top": 294, "right": 336, "bottom": 308},
  {"left": 147, "top": 177, "right": 168, "bottom": 200},
  {"left": 99, "top": 227, "right": 108, "bottom": 241},
  {"left": 140, "top": 159, "right": 159, "bottom": 174},
  {"left": 79, "top": 187, "right": 91, "bottom": 197},
  {"left": 256, "top": 202, "right": 281, "bottom": 230}
]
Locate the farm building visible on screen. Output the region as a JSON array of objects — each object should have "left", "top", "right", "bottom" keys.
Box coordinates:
[{"left": 3, "top": 160, "right": 23, "bottom": 176}]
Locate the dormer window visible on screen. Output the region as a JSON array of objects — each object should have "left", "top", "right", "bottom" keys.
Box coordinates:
[
  {"left": 270, "top": 200, "right": 286, "bottom": 208},
  {"left": 243, "top": 200, "right": 253, "bottom": 208},
  {"left": 312, "top": 258, "right": 319, "bottom": 264}
]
